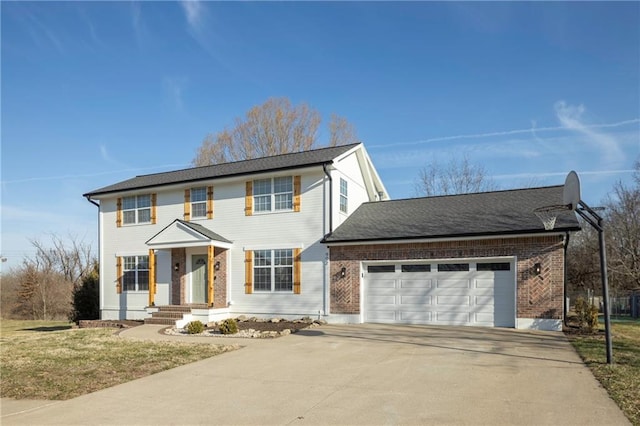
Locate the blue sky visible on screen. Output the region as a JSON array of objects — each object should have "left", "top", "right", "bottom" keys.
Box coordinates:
[{"left": 2, "top": 1, "right": 639, "bottom": 270}]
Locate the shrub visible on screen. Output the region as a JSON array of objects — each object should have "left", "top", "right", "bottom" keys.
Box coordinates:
[
  {"left": 70, "top": 264, "right": 100, "bottom": 323},
  {"left": 219, "top": 318, "right": 238, "bottom": 335},
  {"left": 186, "top": 320, "right": 205, "bottom": 334},
  {"left": 574, "top": 297, "right": 599, "bottom": 332}
]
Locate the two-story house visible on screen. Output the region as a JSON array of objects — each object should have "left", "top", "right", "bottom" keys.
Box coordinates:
[
  {"left": 85, "top": 143, "right": 580, "bottom": 331},
  {"left": 83, "top": 143, "right": 387, "bottom": 326}
]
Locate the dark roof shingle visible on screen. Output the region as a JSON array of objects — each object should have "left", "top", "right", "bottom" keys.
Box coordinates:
[
  {"left": 85, "top": 143, "right": 359, "bottom": 197},
  {"left": 323, "top": 185, "right": 580, "bottom": 243}
]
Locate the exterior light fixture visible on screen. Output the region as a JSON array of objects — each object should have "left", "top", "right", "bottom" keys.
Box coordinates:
[
  {"left": 174, "top": 263, "right": 180, "bottom": 272},
  {"left": 215, "top": 261, "right": 221, "bottom": 271},
  {"left": 340, "top": 267, "right": 346, "bottom": 278},
  {"left": 534, "top": 263, "right": 542, "bottom": 276}
]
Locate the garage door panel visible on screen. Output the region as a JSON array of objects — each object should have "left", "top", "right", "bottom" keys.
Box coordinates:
[
  {"left": 437, "top": 312, "right": 471, "bottom": 323},
  {"left": 399, "top": 311, "right": 432, "bottom": 322},
  {"left": 368, "top": 279, "right": 396, "bottom": 289},
  {"left": 437, "top": 295, "right": 470, "bottom": 306},
  {"left": 436, "top": 279, "right": 470, "bottom": 289},
  {"left": 367, "top": 295, "right": 396, "bottom": 306},
  {"left": 364, "top": 260, "right": 515, "bottom": 328},
  {"left": 400, "top": 295, "right": 432, "bottom": 305},
  {"left": 400, "top": 279, "right": 432, "bottom": 289}
]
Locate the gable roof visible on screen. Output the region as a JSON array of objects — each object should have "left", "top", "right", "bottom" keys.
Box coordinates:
[
  {"left": 84, "top": 143, "right": 360, "bottom": 197},
  {"left": 146, "top": 219, "right": 232, "bottom": 249},
  {"left": 323, "top": 185, "right": 580, "bottom": 244}
]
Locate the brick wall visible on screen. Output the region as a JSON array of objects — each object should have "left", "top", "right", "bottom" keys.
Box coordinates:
[
  {"left": 171, "top": 248, "right": 186, "bottom": 304},
  {"left": 213, "top": 247, "right": 227, "bottom": 309},
  {"left": 329, "top": 236, "right": 565, "bottom": 320}
]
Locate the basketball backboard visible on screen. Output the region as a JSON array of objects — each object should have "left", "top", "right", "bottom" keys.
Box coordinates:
[{"left": 564, "top": 171, "right": 581, "bottom": 211}]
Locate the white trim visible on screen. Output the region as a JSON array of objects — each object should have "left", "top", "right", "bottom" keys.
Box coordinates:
[
  {"left": 243, "top": 243, "right": 304, "bottom": 251},
  {"left": 148, "top": 240, "right": 232, "bottom": 250},
  {"left": 517, "top": 318, "right": 563, "bottom": 331},
  {"left": 324, "top": 232, "right": 568, "bottom": 247},
  {"left": 115, "top": 251, "right": 149, "bottom": 257},
  {"left": 326, "top": 314, "right": 361, "bottom": 324}
]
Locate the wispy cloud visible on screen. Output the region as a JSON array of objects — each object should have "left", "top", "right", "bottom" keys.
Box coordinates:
[
  {"left": 0, "top": 164, "right": 189, "bottom": 185},
  {"left": 180, "top": 1, "right": 204, "bottom": 32},
  {"left": 554, "top": 100, "right": 625, "bottom": 163},
  {"left": 163, "top": 77, "right": 188, "bottom": 111},
  {"left": 368, "top": 117, "right": 640, "bottom": 150}
]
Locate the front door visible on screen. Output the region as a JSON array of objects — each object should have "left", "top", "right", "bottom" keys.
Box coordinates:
[{"left": 192, "top": 255, "right": 208, "bottom": 304}]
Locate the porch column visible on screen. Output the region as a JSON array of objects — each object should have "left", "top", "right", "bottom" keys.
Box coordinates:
[
  {"left": 207, "top": 245, "right": 215, "bottom": 307},
  {"left": 148, "top": 249, "right": 156, "bottom": 307}
]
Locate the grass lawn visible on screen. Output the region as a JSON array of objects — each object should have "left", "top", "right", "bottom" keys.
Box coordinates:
[
  {"left": 566, "top": 319, "right": 640, "bottom": 426},
  {"left": 0, "top": 320, "right": 239, "bottom": 400}
]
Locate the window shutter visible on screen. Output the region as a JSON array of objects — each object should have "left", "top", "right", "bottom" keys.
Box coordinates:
[
  {"left": 244, "top": 251, "right": 253, "bottom": 294},
  {"left": 207, "top": 186, "right": 214, "bottom": 219},
  {"left": 183, "top": 189, "right": 191, "bottom": 221},
  {"left": 245, "top": 181, "right": 253, "bottom": 216},
  {"left": 151, "top": 193, "right": 157, "bottom": 224},
  {"left": 293, "top": 176, "right": 301, "bottom": 212},
  {"left": 116, "top": 257, "right": 122, "bottom": 294},
  {"left": 116, "top": 198, "right": 122, "bottom": 228},
  {"left": 293, "top": 248, "right": 301, "bottom": 294}
]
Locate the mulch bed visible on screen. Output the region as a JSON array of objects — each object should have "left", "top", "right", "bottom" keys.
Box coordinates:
[{"left": 235, "top": 320, "right": 314, "bottom": 333}]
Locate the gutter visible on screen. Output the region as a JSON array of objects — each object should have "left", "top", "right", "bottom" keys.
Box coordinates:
[
  {"left": 85, "top": 195, "right": 100, "bottom": 208},
  {"left": 563, "top": 232, "right": 571, "bottom": 327}
]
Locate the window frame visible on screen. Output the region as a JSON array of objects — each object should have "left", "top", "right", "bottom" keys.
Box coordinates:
[
  {"left": 339, "top": 178, "right": 348, "bottom": 214},
  {"left": 253, "top": 176, "right": 293, "bottom": 213},
  {"left": 122, "top": 194, "right": 152, "bottom": 225},
  {"left": 190, "top": 187, "right": 207, "bottom": 219},
  {"left": 122, "top": 255, "right": 149, "bottom": 292},
  {"left": 252, "top": 249, "right": 294, "bottom": 293}
]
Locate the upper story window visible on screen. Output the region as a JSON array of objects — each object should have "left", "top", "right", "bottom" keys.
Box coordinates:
[
  {"left": 340, "top": 178, "right": 348, "bottom": 213},
  {"left": 191, "top": 187, "right": 207, "bottom": 218},
  {"left": 123, "top": 255, "right": 149, "bottom": 292},
  {"left": 253, "top": 177, "right": 293, "bottom": 213},
  {"left": 122, "top": 195, "right": 151, "bottom": 225}
]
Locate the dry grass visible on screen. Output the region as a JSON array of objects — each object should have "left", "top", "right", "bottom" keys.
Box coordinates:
[
  {"left": 0, "top": 320, "right": 238, "bottom": 400},
  {"left": 567, "top": 319, "right": 640, "bottom": 426}
]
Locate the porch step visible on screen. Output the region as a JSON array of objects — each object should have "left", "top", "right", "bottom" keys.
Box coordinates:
[
  {"left": 144, "top": 304, "right": 209, "bottom": 326},
  {"left": 144, "top": 318, "right": 177, "bottom": 326}
]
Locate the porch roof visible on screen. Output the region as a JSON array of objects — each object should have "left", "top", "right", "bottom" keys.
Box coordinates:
[{"left": 146, "top": 219, "right": 233, "bottom": 250}]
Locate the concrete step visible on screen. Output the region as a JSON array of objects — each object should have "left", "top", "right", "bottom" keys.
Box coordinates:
[{"left": 144, "top": 318, "right": 177, "bottom": 325}]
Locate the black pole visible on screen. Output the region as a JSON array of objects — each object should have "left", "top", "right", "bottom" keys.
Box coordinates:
[
  {"left": 577, "top": 200, "right": 613, "bottom": 365},
  {"left": 597, "top": 217, "right": 613, "bottom": 364}
]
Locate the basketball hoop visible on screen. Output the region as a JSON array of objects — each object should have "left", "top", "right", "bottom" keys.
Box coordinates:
[{"left": 534, "top": 204, "right": 571, "bottom": 231}]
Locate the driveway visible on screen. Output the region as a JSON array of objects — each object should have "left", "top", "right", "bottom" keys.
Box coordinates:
[{"left": 1, "top": 324, "right": 629, "bottom": 425}]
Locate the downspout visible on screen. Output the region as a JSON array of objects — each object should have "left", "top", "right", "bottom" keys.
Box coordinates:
[
  {"left": 322, "top": 163, "right": 333, "bottom": 234},
  {"left": 85, "top": 195, "right": 101, "bottom": 317},
  {"left": 322, "top": 163, "right": 333, "bottom": 318},
  {"left": 563, "top": 232, "right": 571, "bottom": 327}
]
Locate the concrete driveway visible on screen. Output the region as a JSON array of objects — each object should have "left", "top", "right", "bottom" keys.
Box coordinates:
[{"left": 1, "top": 324, "right": 629, "bottom": 425}]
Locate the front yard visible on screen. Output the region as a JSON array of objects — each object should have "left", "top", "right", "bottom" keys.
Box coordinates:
[
  {"left": 566, "top": 319, "right": 640, "bottom": 426},
  {"left": 0, "top": 320, "right": 238, "bottom": 400}
]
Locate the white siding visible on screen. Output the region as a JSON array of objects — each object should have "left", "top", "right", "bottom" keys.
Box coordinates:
[{"left": 332, "top": 151, "right": 371, "bottom": 228}]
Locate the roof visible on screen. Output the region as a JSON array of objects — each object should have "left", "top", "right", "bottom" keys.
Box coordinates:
[
  {"left": 323, "top": 185, "right": 581, "bottom": 243},
  {"left": 84, "top": 143, "right": 360, "bottom": 197}
]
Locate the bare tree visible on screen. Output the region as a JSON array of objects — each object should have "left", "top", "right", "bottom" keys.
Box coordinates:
[
  {"left": 567, "top": 221, "right": 601, "bottom": 300},
  {"left": 604, "top": 161, "right": 640, "bottom": 292},
  {"left": 6, "top": 234, "right": 96, "bottom": 320},
  {"left": 414, "top": 155, "right": 499, "bottom": 196},
  {"left": 192, "top": 97, "right": 359, "bottom": 166}
]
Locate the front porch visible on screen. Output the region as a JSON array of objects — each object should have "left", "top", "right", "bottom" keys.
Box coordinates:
[{"left": 145, "top": 304, "right": 231, "bottom": 328}]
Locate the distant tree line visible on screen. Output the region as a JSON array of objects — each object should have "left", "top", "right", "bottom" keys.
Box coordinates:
[{"left": 0, "top": 234, "right": 99, "bottom": 322}]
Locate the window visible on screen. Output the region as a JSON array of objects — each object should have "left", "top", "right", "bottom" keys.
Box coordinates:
[
  {"left": 123, "top": 255, "right": 149, "bottom": 291},
  {"left": 340, "top": 178, "right": 348, "bottom": 213},
  {"left": 253, "top": 249, "right": 293, "bottom": 292},
  {"left": 438, "top": 263, "right": 470, "bottom": 272},
  {"left": 253, "top": 177, "right": 293, "bottom": 213},
  {"left": 191, "top": 187, "right": 207, "bottom": 218},
  {"left": 477, "top": 262, "right": 511, "bottom": 271},
  {"left": 401, "top": 264, "right": 431, "bottom": 273},
  {"left": 122, "top": 195, "right": 151, "bottom": 224},
  {"left": 368, "top": 265, "right": 396, "bottom": 273}
]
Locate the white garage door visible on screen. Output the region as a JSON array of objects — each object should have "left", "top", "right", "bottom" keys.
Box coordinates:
[{"left": 364, "top": 260, "right": 515, "bottom": 327}]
